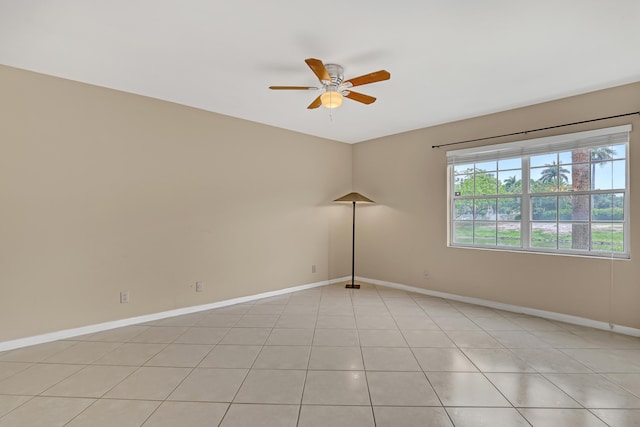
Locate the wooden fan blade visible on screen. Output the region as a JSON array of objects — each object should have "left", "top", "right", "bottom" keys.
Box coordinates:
[
  {"left": 269, "top": 86, "right": 317, "bottom": 90},
  {"left": 307, "top": 95, "right": 322, "bottom": 109},
  {"left": 344, "top": 70, "right": 390, "bottom": 87},
  {"left": 345, "top": 91, "right": 376, "bottom": 105},
  {"left": 305, "top": 58, "right": 331, "bottom": 82}
]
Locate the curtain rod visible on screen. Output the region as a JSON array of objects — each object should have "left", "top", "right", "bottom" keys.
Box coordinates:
[{"left": 432, "top": 111, "right": 640, "bottom": 149}]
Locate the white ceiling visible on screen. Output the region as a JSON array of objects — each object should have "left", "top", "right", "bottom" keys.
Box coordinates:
[{"left": 2, "top": 1, "right": 640, "bottom": 143}]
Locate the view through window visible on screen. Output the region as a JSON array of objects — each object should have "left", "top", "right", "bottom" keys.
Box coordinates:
[{"left": 448, "top": 125, "right": 630, "bottom": 258}]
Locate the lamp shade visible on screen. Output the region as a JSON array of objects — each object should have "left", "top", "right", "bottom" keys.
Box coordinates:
[
  {"left": 334, "top": 192, "right": 375, "bottom": 203},
  {"left": 320, "top": 91, "right": 343, "bottom": 109}
]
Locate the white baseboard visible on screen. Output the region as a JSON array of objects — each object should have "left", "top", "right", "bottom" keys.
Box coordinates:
[
  {"left": 357, "top": 276, "right": 640, "bottom": 338},
  {"left": 0, "top": 276, "right": 350, "bottom": 352},
  {"left": 4, "top": 274, "right": 637, "bottom": 352}
]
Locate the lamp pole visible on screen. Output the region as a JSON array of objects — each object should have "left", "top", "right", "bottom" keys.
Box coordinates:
[
  {"left": 348, "top": 200, "right": 357, "bottom": 288},
  {"left": 333, "top": 192, "right": 374, "bottom": 290}
]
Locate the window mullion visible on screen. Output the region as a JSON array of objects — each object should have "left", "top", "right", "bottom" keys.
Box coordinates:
[{"left": 521, "top": 157, "right": 531, "bottom": 249}]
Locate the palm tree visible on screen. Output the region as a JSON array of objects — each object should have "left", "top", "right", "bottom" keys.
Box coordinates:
[
  {"left": 539, "top": 161, "right": 570, "bottom": 187},
  {"left": 590, "top": 147, "right": 617, "bottom": 189},
  {"left": 503, "top": 175, "right": 519, "bottom": 193}
]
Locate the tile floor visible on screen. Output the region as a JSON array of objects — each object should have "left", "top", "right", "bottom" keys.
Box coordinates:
[{"left": 1, "top": 283, "right": 640, "bottom": 426}]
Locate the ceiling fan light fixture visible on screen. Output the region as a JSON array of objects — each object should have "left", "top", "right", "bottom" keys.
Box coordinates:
[{"left": 320, "top": 90, "right": 343, "bottom": 109}]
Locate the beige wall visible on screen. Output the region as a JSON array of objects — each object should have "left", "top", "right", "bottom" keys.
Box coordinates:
[
  {"left": 2, "top": 64, "right": 639, "bottom": 343},
  {"left": 0, "top": 66, "right": 353, "bottom": 341},
  {"left": 353, "top": 82, "right": 640, "bottom": 329}
]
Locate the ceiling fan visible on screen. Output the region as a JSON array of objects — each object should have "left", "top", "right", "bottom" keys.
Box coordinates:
[{"left": 269, "top": 58, "right": 390, "bottom": 109}]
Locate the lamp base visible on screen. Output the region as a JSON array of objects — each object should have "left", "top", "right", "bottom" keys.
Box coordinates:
[{"left": 345, "top": 283, "right": 360, "bottom": 289}]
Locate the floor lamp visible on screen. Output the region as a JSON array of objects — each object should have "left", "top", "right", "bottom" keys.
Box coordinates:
[{"left": 334, "top": 192, "right": 375, "bottom": 289}]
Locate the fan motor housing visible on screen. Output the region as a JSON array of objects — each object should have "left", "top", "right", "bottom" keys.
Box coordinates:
[{"left": 324, "top": 64, "right": 344, "bottom": 85}]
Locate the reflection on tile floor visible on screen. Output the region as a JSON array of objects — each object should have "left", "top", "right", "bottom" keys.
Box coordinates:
[{"left": 1, "top": 283, "right": 639, "bottom": 426}]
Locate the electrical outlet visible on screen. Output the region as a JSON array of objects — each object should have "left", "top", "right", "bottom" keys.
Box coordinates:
[
  {"left": 311, "top": 264, "right": 316, "bottom": 273},
  {"left": 120, "top": 291, "right": 129, "bottom": 304},
  {"left": 195, "top": 281, "right": 203, "bottom": 292},
  {"left": 423, "top": 270, "right": 430, "bottom": 279}
]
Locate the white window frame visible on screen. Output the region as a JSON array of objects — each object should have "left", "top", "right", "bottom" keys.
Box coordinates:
[{"left": 447, "top": 125, "right": 631, "bottom": 259}]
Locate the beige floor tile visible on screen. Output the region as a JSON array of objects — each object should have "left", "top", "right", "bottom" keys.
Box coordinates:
[
  {"left": 388, "top": 308, "right": 426, "bottom": 318},
  {"left": 235, "top": 314, "right": 279, "bottom": 328},
  {"left": 198, "top": 345, "right": 261, "bottom": 368},
  {"left": 0, "top": 341, "right": 76, "bottom": 363},
  {"left": 358, "top": 330, "right": 407, "bottom": 347},
  {"left": 451, "top": 303, "right": 499, "bottom": 317},
  {"left": 367, "top": 371, "right": 440, "bottom": 406},
  {"left": 248, "top": 304, "right": 287, "bottom": 315},
  {"left": 66, "top": 399, "right": 160, "bottom": 427},
  {"left": 604, "top": 373, "right": 640, "bottom": 396},
  {"left": 313, "top": 329, "right": 359, "bottom": 346},
  {"left": 361, "top": 347, "right": 421, "bottom": 371},
  {"left": 0, "top": 395, "right": 31, "bottom": 417},
  {"left": 402, "top": 330, "right": 455, "bottom": 348},
  {"left": 298, "top": 405, "right": 374, "bottom": 427},
  {"left": 561, "top": 348, "right": 640, "bottom": 372},
  {"left": 280, "top": 304, "right": 318, "bottom": 315},
  {"left": 486, "top": 373, "right": 580, "bottom": 407},
  {"left": 318, "top": 305, "right": 354, "bottom": 316},
  {"left": 42, "top": 341, "right": 121, "bottom": 364},
  {"left": 445, "top": 330, "right": 503, "bottom": 348},
  {"left": 234, "top": 369, "right": 306, "bottom": 404},
  {"left": 471, "top": 317, "right": 524, "bottom": 331},
  {"left": 0, "top": 363, "right": 83, "bottom": 395},
  {"left": 432, "top": 316, "right": 481, "bottom": 331},
  {"left": 168, "top": 368, "right": 247, "bottom": 402},
  {"left": 302, "top": 370, "right": 369, "bottom": 405},
  {"left": 173, "top": 327, "right": 229, "bottom": 344},
  {"left": 266, "top": 328, "right": 314, "bottom": 345},
  {"left": 252, "top": 345, "right": 310, "bottom": 369},
  {"left": 509, "top": 316, "right": 564, "bottom": 331},
  {"left": 7, "top": 284, "right": 640, "bottom": 426},
  {"left": 374, "top": 407, "right": 453, "bottom": 427},
  {"left": 532, "top": 331, "right": 600, "bottom": 348},
  {"left": 218, "top": 328, "right": 271, "bottom": 345},
  {"left": 308, "top": 346, "right": 364, "bottom": 370},
  {"left": 511, "top": 348, "right": 592, "bottom": 373},
  {"left": 462, "top": 348, "right": 536, "bottom": 372},
  {"left": 488, "top": 330, "right": 553, "bottom": 348},
  {"left": 220, "top": 403, "right": 299, "bottom": 427},
  {"left": 426, "top": 372, "right": 510, "bottom": 407},
  {"left": 41, "top": 365, "right": 136, "bottom": 398},
  {"left": 93, "top": 343, "right": 166, "bottom": 366},
  {"left": 545, "top": 373, "right": 640, "bottom": 408},
  {"left": 392, "top": 315, "right": 439, "bottom": 330},
  {"left": 143, "top": 401, "right": 228, "bottom": 426},
  {"left": 412, "top": 347, "right": 478, "bottom": 372},
  {"left": 572, "top": 330, "right": 640, "bottom": 349},
  {"left": 590, "top": 409, "right": 640, "bottom": 426},
  {"left": 196, "top": 314, "right": 241, "bottom": 327},
  {"left": 129, "top": 326, "right": 189, "bottom": 344},
  {"left": 446, "top": 407, "right": 530, "bottom": 427},
  {"left": 316, "top": 315, "right": 357, "bottom": 329},
  {"left": 104, "top": 366, "right": 190, "bottom": 400},
  {"left": 81, "top": 325, "right": 149, "bottom": 342},
  {"left": 144, "top": 343, "right": 212, "bottom": 367},
  {"left": 0, "top": 362, "right": 31, "bottom": 382},
  {"left": 0, "top": 396, "right": 94, "bottom": 427},
  {"left": 275, "top": 315, "right": 318, "bottom": 329},
  {"left": 519, "top": 408, "right": 608, "bottom": 426},
  {"left": 355, "top": 315, "right": 398, "bottom": 330}
]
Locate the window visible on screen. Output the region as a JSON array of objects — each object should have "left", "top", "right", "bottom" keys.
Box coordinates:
[{"left": 448, "top": 125, "right": 630, "bottom": 258}]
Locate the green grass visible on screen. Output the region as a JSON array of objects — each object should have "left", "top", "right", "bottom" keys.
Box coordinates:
[{"left": 453, "top": 223, "right": 624, "bottom": 252}]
